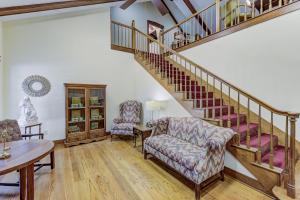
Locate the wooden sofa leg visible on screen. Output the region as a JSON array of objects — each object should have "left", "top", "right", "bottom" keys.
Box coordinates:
[
  {"left": 144, "top": 150, "right": 148, "bottom": 160},
  {"left": 195, "top": 183, "right": 201, "bottom": 200},
  {"left": 220, "top": 170, "right": 225, "bottom": 182}
]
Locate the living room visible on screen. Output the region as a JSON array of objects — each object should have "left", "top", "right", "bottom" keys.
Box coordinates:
[{"left": 0, "top": 0, "right": 300, "bottom": 200}]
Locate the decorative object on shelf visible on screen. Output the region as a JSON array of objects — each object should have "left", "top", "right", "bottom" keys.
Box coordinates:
[
  {"left": 90, "top": 96, "right": 100, "bottom": 106},
  {"left": 22, "top": 75, "right": 51, "bottom": 97},
  {"left": 145, "top": 100, "right": 167, "bottom": 121},
  {"left": 0, "top": 127, "right": 11, "bottom": 160},
  {"left": 65, "top": 83, "right": 107, "bottom": 147},
  {"left": 18, "top": 96, "right": 39, "bottom": 127}
]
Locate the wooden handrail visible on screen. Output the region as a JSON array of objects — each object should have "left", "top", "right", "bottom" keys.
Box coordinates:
[
  {"left": 162, "top": 3, "right": 216, "bottom": 35},
  {"left": 134, "top": 25, "right": 299, "bottom": 117},
  {"left": 111, "top": 20, "right": 300, "bottom": 117}
]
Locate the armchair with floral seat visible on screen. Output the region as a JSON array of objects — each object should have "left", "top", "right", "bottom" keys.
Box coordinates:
[{"left": 111, "top": 100, "right": 142, "bottom": 141}]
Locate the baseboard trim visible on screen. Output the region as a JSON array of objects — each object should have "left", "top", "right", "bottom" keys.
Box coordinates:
[
  {"left": 53, "top": 139, "right": 64, "bottom": 145},
  {"left": 224, "top": 167, "right": 275, "bottom": 199}
]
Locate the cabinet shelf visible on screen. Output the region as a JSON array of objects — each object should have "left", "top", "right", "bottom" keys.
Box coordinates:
[{"left": 65, "top": 83, "right": 107, "bottom": 147}]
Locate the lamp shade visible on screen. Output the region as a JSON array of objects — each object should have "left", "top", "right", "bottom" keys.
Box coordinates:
[{"left": 146, "top": 100, "right": 167, "bottom": 111}]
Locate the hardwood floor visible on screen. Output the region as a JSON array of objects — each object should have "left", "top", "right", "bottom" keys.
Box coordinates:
[{"left": 0, "top": 139, "right": 272, "bottom": 200}]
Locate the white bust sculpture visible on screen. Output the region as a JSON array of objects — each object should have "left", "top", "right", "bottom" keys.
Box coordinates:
[{"left": 18, "top": 96, "right": 39, "bottom": 126}]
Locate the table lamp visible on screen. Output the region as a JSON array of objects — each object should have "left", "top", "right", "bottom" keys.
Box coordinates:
[{"left": 146, "top": 100, "right": 167, "bottom": 120}]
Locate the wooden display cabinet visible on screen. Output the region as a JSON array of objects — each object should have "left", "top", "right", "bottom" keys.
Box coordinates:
[{"left": 64, "top": 83, "right": 107, "bottom": 147}]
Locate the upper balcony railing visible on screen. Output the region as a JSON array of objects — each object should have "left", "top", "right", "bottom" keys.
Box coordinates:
[{"left": 162, "top": 0, "right": 299, "bottom": 50}]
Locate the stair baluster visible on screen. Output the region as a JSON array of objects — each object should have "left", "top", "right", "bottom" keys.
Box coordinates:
[
  {"left": 213, "top": 78, "right": 216, "bottom": 119},
  {"left": 269, "top": 112, "right": 274, "bottom": 169},
  {"left": 257, "top": 105, "right": 262, "bottom": 164},
  {"left": 284, "top": 116, "right": 289, "bottom": 188},
  {"left": 206, "top": 73, "right": 209, "bottom": 118},
  {"left": 220, "top": 83, "right": 223, "bottom": 127},
  {"left": 287, "top": 116, "right": 297, "bottom": 198},
  {"left": 237, "top": 92, "right": 241, "bottom": 145},
  {"left": 246, "top": 99, "right": 251, "bottom": 149},
  {"left": 228, "top": 87, "right": 231, "bottom": 128}
]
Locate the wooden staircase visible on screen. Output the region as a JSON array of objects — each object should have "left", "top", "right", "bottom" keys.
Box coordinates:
[{"left": 111, "top": 20, "right": 300, "bottom": 199}]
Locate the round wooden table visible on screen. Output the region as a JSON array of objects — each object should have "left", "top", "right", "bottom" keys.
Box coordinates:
[{"left": 0, "top": 140, "right": 55, "bottom": 200}]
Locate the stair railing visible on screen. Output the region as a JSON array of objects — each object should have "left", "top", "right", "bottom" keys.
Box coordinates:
[
  {"left": 111, "top": 20, "right": 299, "bottom": 198},
  {"left": 162, "top": 0, "right": 298, "bottom": 50}
]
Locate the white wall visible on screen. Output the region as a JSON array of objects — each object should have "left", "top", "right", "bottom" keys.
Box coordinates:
[
  {"left": 3, "top": 9, "right": 138, "bottom": 140},
  {"left": 110, "top": 1, "right": 175, "bottom": 33},
  {"left": 0, "top": 22, "right": 3, "bottom": 119},
  {"left": 182, "top": 9, "right": 300, "bottom": 140}
]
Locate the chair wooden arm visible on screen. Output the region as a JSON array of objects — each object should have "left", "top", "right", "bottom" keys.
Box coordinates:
[{"left": 22, "top": 133, "right": 44, "bottom": 139}]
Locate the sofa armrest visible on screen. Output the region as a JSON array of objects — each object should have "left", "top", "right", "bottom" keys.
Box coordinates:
[
  {"left": 150, "top": 117, "right": 169, "bottom": 137},
  {"left": 113, "top": 118, "right": 123, "bottom": 124},
  {"left": 204, "top": 125, "right": 236, "bottom": 151}
]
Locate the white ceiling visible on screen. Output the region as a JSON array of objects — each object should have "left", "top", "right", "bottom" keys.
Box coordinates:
[{"left": 0, "top": 0, "right": 71, "bottom": 7}]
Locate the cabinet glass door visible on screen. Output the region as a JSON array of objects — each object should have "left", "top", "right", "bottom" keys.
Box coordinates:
[
  {"left": 67, "top": 88, "right": 86, "bottom": 133},
  {"left": 89, "top": 88, "right": 105, "bottom": 130}
]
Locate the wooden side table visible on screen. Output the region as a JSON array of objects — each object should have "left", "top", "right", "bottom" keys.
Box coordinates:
[{"left": 133, "top": 125, "right": 152, "bottom": 152}]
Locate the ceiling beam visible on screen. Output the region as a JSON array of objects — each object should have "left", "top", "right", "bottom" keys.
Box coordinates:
[
  {"left": 120, "top": 0, "right": 136, "bottom": 10},
  {"left": 0, "top": 0, "right": 123, "bottom": 17},
  {"left": 151, "top": 0, "right": 168, "bottom": 16},
  {"left": 183, "top": 0, "right": 211, "bottom": 35},
  {"left": 161, "top": 0, "right": 184, "bottom": 33}
]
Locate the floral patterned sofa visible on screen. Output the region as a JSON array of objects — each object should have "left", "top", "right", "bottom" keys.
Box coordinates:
[{"left": 143, "top": 117, "right": 236, "bottom": 200}]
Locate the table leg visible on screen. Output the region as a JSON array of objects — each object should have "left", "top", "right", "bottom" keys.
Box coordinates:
[
  {"left": 26, "top": 164, "right": 34, "bottom": 200},
  {"left": 50, "top": 151, "right": 55, "bottom": 170},
  {"left": 142, "top": 134, "right": 144, "bottom": 153},
  {"left": 20, "top": 168, "right": 27, "bottom": 200}
]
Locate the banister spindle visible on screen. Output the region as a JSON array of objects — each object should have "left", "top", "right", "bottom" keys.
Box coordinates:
[
  {"left": 227, "top": 86, "right": 231, "bottom": 127},
  {"left": 244, "top": 4, "right": 247, "bottom": 22},
  {"left": 237, "top": 92, "right": 240, "bottom": 145},
  {"left": 213, "top": 78, "right": 216, "bottom": 119},
  {"left": 220, "top": 83, "right": 223, "bottom": 126},
  {"left": 287, "top": 116, "right": 297, "bottom": 198},
  {"left": 237, "top": 0, "right": 240, "bottom": 24},
  {"left": 216, "top": 0, "right": 221, "bottom": 32},
  {"left": 269, "top": 0, "right": 272, "bottom": 11},
  {"left": 246, "top": 99, "right": 250, "bottom": 149},
  {"left": 269, "top": 112, "right": 274, "bottom": 169},
  {"left": 284, "top": 116, "right": 289, "bottom": 188},
  {"left": 257, "top": 105, "right": 262, "bottom": 164},
  {"left": 206, "top": 73, "right": 209, "bottom": 118},
  {"left": 131, "top": 20, "right": 136, "bottom": 51},
  {"left": 252, "top": 0, "right": 255, "bottom": 18},
  {"left": 260, "top": 0, "right": 263, "bottom": 13}
]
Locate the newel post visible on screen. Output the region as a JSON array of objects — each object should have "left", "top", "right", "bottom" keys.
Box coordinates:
[
  {"left": 131, "top": 20, "right": 136, "bottom": 52},
  {"left": 215, "top": 0, "right": 221, "bottom": 32},
  {"left": 287, "top": 115, "right": 297, "bottom": 198}
]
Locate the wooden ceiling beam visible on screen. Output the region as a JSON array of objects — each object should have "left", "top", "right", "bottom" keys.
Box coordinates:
[
  {"left": 120, "top": 0, "right": 137, "bottom": 10},
  {"left": 0, "top": 0, "right": 123, "bottom": 17},
  {"left": 161, "top": 0, "right": 184, "bottom": 33},
  {"left": 183, "top": 0, "right": 211, "bottom": 35},
  {"left": 151, "top": 0, "right": 168, "bottom": 16}
]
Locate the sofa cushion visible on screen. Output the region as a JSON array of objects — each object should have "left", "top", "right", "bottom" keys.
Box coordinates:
[
  {"left": 167, "top": 117, "right": 207, "bottom": 147},
  {"left": 145, "top": 134, "right": 207, "bottom": 170},
  {"left": 111, "top": 122, "right": 134, "bottom": 131}
]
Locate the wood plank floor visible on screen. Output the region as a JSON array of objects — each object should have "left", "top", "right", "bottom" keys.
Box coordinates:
[{"left": 0, "top": 139, "right": 272, "bottom": 200}]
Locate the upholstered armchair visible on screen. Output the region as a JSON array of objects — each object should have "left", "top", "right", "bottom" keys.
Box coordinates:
[
  {"left": 0, "top": 119, "right": 53, "bottom": 187},
  {"left": 111, "top": 100, "right": 142, "bottom": 140}
]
